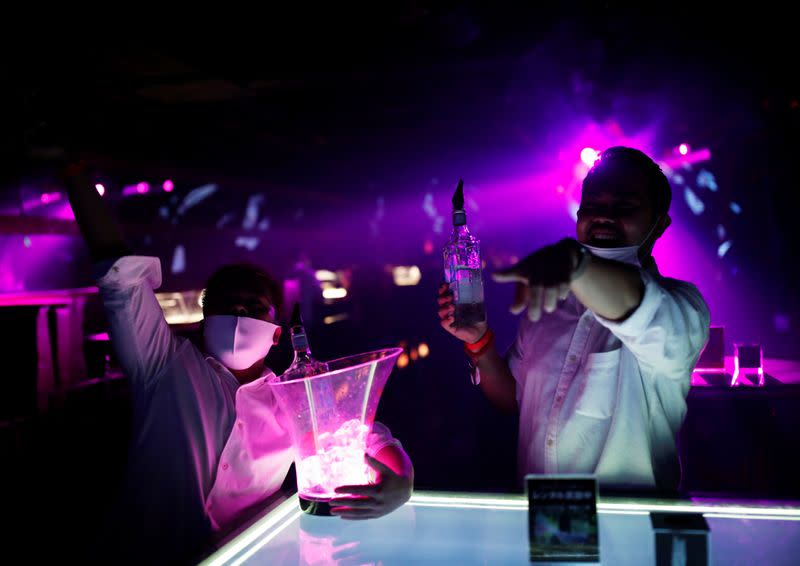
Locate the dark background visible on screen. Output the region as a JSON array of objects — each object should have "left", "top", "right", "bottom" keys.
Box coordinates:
[{"left": 1, "top": 2, "right": 799, "bottom": 560}]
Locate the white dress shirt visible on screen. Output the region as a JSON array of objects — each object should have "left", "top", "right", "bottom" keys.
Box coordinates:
[
  {"left": 506, "top": 262, "right": 709, "bottom": 490},
  {"left": 95, "top": 256, "right": 399, "bottom": 563}
]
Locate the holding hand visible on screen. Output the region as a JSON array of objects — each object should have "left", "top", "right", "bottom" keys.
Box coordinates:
[
  {"left": 329, "top": 454, "right": 413, "bottom": 520},
  {"left": 437, "top": 283, "right": 489, "bottom": 344}
]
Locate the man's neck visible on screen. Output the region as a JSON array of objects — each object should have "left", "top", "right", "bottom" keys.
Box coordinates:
[{"left": 230, "top": 361, "right": 267, "bottom": 385}]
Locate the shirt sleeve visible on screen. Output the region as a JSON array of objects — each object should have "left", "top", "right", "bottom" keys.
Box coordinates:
[
  {"left": 592, "top": 269, "right": 710, "bottom": 379},
  {"left": 96, "top": 256, "right": 178, "bottom": 390},
  {"left": 366, "top": 421, "right": 403, "bottom": 456}
]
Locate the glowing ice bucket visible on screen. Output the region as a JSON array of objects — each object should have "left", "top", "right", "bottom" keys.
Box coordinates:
[{"left": 268, "top": 348, "right": 402, "bottom": 514}]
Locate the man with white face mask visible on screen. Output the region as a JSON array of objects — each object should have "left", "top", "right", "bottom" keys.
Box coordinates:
[
  {"left": 63, "top": 163, "right": 413, "bottom": 565},
  {"left": 438, "top": 146, "right": 709, "bottom": 492}
]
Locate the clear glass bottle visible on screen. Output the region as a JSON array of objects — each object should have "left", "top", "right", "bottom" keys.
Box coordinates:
[
  {"left": 281, "top": 303, "right": 330, "bottom": 381},
  {"left": 443, "top": 179, "right": 486, "bottom": 326}
]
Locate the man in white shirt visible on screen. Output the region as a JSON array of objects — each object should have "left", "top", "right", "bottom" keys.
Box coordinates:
[
  {"left": 64, "top": 162, "right": 413, "bottom": 564},
  {"left": 438, "top": 147, "right": 709, "bottom": 492}
]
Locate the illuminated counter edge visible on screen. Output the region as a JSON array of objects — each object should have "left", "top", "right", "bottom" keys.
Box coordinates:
[{"left": 200, "top": 491, "right": 800, "bottom": 566}]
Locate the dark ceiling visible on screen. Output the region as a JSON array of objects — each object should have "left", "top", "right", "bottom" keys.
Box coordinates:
[{"left": 2, "top": 2, "right": 797, "bottom": 195}]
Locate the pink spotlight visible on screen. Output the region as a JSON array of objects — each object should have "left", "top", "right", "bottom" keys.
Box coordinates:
[
  {"left": 678, "top": 143, "right": 690, "bottom": 156},
  {"left": 39, "top": 192, "right": 61, "bottom": 205},
  {"left": 136, "top": 182, "right": 150, "bottom": 194},
  {"left": 580, "top": 147, "right": 599, "bottom": 167},
  {"left": 162, "top": 179, "right": 174, "bottom": 192},
  {"left": 95, "top": 183, "right": 106, "bottom": 196}
]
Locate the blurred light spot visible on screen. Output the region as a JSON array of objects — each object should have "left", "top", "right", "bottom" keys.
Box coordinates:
[
  {"left": 467, "top": 196, "right": 479, "bottom": 211},
  {"left": 44, "top": 192, "right": 62, "bottom": 205},
  {"left": 696, "top": 170, "right": 718, "bottom": 192},
  {"left": 216, "top": 213, "right": 234, "bottom": 229},
  {"left": 418, "top": 343, "right": 430, "bottom": 358},
  {"left": 717, "top": 225, "right": 726, "bottom": 240},
  {"left": 258, "top": 218, "right": 270, "bottom": 231},
  {"left": 410, "top": 348, "right": 419, "bottom": 361},
  {"left": 773, "top": 313, "right": 790, "bottom": 332},
  {"left": 717, "top": 240, "right": 733, "bottom": 258},
  {"left": 423, "top": 193, "right": 437, "bottom": 217},
  {"left": 322, "top": 287, "right": 347, "bottom": 300},
  {"left": 580, "top": 147, "right": 599, "bottom": 167},
  {"left": 433, "top": 216, "right": 444, "bottom": 234},
  {"left": 159, "top": 206, "right": 170, "bottom": 219},
  {"left": 671, "top": 174, "right": 685, "bottom": 185},
  {"left": 136, "top": 182, "right": 150, "bottom": 194},
  {"left": 556, "top": 185, "right": 565, "bottom": 194},
  {"left": 397, "top": 353, "right": 409, "bottom": 368},
  {"left": 392, "top": 265, "right": 422, "bottom": 286},
  {"left": 684, "top": 188, "right": 705, "bottom": 215},
  {"left": 23, "top": 236, "right": 31, "bottom": 248},
  {"left": 163, "top": 179, "right": 174, "bottom": 192},
  {"left": 177, "top": 184, "right": 217, "bottom": 215},
  {"left": 678, "top": 143, "right": 690, "bottom": 156},
  {"left": 323, "top": 313, "right": 349, "bottom": 325},
  {"left": 315, "top": 270, "right": 337, "bottom": 282},
  {"left": 156, "top": 290, "right": 204, "bottom": 324},
  {"left": 243, "top": 194, "right": 265, "bottom": 230},
  {"left": 95, "top": 183, "right": 105, "bottom": 196},
  {"left": 235, "top": 236, "right": 260, "bottom": 251},
  {"left": 171, "top": 245, "right": 186, "bottom": 274},
  {"left": 730, "top": 202, "right": 742, "bottom": 214},
  {"left": 423, "top": 240, "right": 434, "bottom": 254}
]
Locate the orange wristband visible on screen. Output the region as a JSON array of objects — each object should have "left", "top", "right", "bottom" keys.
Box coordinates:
[{"left": 465, "top": 328, "right": 495, "bottom": 360}]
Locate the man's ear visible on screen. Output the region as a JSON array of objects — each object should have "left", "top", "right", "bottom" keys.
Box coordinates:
[
  {"left": 655, "top": 214, "right": 671, "bottom": 239},
  {"left": 272, "top": 326, "right": 283, "bottom": 346}
]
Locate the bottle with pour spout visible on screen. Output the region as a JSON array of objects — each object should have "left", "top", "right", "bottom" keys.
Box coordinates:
[
  {"left": 443, "top": 179, "right": 486, "bottom": 326},
  {"left": 280, "top": 303, "right": 330, "bottom": 381}
]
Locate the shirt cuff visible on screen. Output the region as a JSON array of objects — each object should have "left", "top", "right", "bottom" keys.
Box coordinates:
[
  {"left": 592, "top": 268, "right": 663, "bottom": 337},
  {"left": 366, "top": 421, "right": 403, "bottom": 456},
  {"left": 96, "top": 256, "right": 163, "bottom": 290}
]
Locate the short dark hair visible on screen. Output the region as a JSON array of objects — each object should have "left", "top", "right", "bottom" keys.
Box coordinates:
[
  {"left": 201, "top": 263, "right": 283, "bottom": 318},
  {"left": 583, "top": 146, "right": 672, "bottom": 217}
]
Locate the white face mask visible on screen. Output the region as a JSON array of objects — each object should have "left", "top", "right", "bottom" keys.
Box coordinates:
[
  {"left": 203, "top": 315, "right": 280, "bottom": 371},
  {"left": 582, "top": 216, "right": 662, "bottom": 267}
]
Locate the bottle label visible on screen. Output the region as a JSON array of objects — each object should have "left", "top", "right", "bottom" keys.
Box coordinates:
[
  {"left": 292, "top": 333, "right": 309, "bottom": 351},
  {"left": 450, "top": 267, "right": 484, "bottom": 304}
]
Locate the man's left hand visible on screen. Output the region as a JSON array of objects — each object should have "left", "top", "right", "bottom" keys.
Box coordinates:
[{"left": 492, "top": 238, "right": 583, "bottom": 322}]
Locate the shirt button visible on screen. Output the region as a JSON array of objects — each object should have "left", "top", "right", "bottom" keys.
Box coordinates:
[
  {"left": 555, "top": 395, "right": 563, "bottom": 403},
  {"left": 547, "top": 438, "right": 554, "bottom": 447},
  {"left": 222, "top": 463, "right": 229, "bottom": 471},
  {"left": 568, "top": 355, "right": 577, "bottom": 362},
  {"left": 238, "top": 421, "right": 244, "bottom": 429}
]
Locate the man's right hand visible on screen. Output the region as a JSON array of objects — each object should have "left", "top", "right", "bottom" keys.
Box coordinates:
[{"left": 437, "top": 283, "right": 489, "bottom": 344}]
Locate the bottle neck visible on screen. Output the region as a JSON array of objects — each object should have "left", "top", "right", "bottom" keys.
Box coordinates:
[
  {"left": 290, "top": 327, "right": 313, "bottom": 359},
  {"left": 453, "top": 209, "right": 468, "bottom": 229}
]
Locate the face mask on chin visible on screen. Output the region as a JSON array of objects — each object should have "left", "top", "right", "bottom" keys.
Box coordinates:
[
  {"left": 582, "top": 216, "right": 663, "bottom": 267},
  {"left": 203, "top": 315, "right": 280, "bottom": 371}
]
